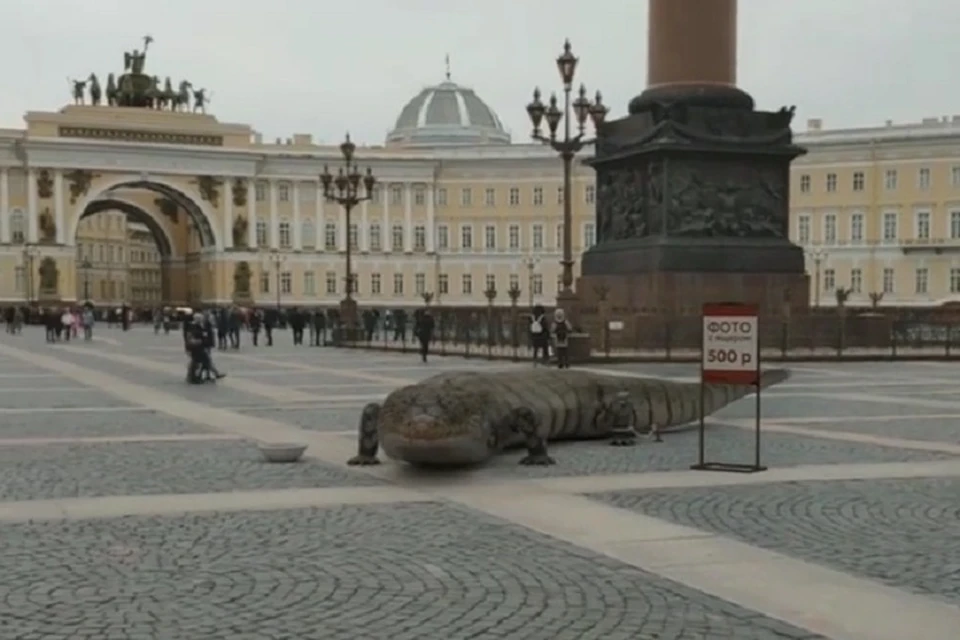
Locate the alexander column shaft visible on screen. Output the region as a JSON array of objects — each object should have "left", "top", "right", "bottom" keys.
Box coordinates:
[{"left": 631, "top": 0, "right": 752, "bottom": 112}]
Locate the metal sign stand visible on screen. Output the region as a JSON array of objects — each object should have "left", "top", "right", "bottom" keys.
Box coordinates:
[{"left": 691, "top": 302, "right": 767, "bottom": 474}]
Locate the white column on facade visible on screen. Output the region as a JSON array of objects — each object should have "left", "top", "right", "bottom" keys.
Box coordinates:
[
  {"left": 382, "top": 184, "right": 391, "bottom": 254},
  {"left": 360, "top": 200, "right": 369, "bottom": 252},
  {"left": 268, "top": 179, "right": 279, "bottom": 249},
  {"left": 292, "top": 182, "right": 302, "bottom": 250},
  {"left": 338, "top": 205, "right": 347, "bottom": 252},
  {"left": 246, "top": 179, "right": 257, "bottom": 249},
  {"left": 315, "top": 183, "right": 324, "bottom": 251},
  {"left": 223, "top": 177, "right": 234, "bottom": 250},
  {"left": 26, "top": 169, "right": 38, "bottom": 243},
  {"left": 403, "top": 183, "right": 413, "bottom": 253},
  {"left": 426, "top": 184, "right": 435, "bottom": 253},
  {"left": 53, "top": 170, "right": 65, "bottom": 244},
  {"left": 0, "top": 168, "right": 9, "bottom": 244}
]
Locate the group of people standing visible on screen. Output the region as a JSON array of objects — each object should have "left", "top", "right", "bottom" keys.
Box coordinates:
[
  {"left": 40, "top": 306, "right": 97, "bottom": 343},
  {"left": 529, "top": 305, "right": 573, "bottom": 369}
]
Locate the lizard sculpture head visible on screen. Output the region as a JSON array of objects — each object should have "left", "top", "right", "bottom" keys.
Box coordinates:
[{"left": 378, "top": 376, "right": 497, "bottom": 466}]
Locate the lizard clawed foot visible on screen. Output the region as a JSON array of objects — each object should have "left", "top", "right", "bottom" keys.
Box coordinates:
[
  {"left": 519, "top": 453, "right": 556, "bottom": 466},
  {"left": 347, "top": 454, "right": 380, "bottom": 466}
]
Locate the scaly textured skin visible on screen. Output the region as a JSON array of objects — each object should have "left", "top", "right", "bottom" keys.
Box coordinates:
[{"left": 346, "top": 368, "right": 789, "bottom": 467}]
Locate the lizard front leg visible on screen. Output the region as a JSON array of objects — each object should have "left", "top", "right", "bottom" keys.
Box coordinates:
[
  {"left": 347, "top": 402, "right": 382, "bottom": 465},
  {"left": 510, "top": 407, "right": 555, "bottom": 466},
  {"left": 594, "top": 390, "right": 639, "bottom": 447}
]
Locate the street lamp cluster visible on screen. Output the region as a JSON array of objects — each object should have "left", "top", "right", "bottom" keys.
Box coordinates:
[{"left": 526, "top": 39, "right": 607, "bottom": 302}]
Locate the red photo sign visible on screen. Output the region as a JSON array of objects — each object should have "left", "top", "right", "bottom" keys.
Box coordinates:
[{"left": 701, "top": 303, "right": 760, "bottom": 385}]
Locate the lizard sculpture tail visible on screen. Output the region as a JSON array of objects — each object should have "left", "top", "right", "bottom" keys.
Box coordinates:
[{"left": 347, "top": 368, "right": 790, "bottom": 468}]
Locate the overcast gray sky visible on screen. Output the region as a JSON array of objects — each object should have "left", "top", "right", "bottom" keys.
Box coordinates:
[{"left": 2, "top": 0, "right": 956, "bottom": 145}]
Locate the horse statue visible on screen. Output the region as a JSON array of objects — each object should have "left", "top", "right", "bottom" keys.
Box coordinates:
[
  {"left": 174, "top": 80, "right": 192, "bottom": 112},
  {"left": 87, "top": 73, "right": 102, "bottom": 106},
  {"left": 162, "top": 77, "right": 176, "bottom": 111},
  {"left": 68, "top": 77, "right": 87, "bottom": 105},
  {"left": 105, "top": 73, "right": 118, "bottom": 106},
  {"left": 192, "top": 88, "right": 210, "bottom": 113},
  {"left": 145, "top": 76, "right": 162, "bottom": 109}
]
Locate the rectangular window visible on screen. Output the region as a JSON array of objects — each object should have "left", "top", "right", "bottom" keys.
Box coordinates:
[
  {"left": 278, "top": 183, "right": 290, "bottom": 202},
  {"left": 325, "top": 272, "right": 336, "bottom": 294},
  {"left": 369, "top": 223, "right": 382, "bottom": 252},
  {"left": 390, "top": 185, "right": 403, "bottom": 205},
  {"left": 485, "top": 274, "right": 496, "bottom": 293},
  {"left": 278, "top": 222, "right": 291, "bottom": 248},
  {"left": 852, "top": 172, "right": 865, "bottom": 192},
  {"left": 951, "top": 269, "right": 960, "bottom": 293},
  {"left": 392, "top": 224, "right": 404, "bottom": 251},
  {"left": 393, "top": 273, "right": 403, "bottom": 295},
  {"left": 584, "top": 223, "right": 596, "bottom": 248},
  {"left": 952, "top": 212, "right": 960, "bottom": 239},
  {"left": 916, "top": 212, "right": 931, "bottom": 240},
  {"left": 532, "top": 187, "right": 543, "bottom": 206},
  {"left": 461, "top": 188, "right": 472, "bottom": 207},
  {"left": 882, "top": 212, "right": 898, "bottom": 242},
  {"left": 484, "top": 188, "right": 496, "bottom": 207},
  {"left": 438, "top": 274, "right": 449, "bottom": 295},
  {"left": 850, "top": 213, "right": 864, "bottom": 244},
  {"left": 414, "top": 186, "right": 425, "bottom": 206},
  {"left": 437, "top": 225, "right": 449, "bottom": 250},
  {"left": 509, "top": 188, "right": 520, "bottom": 206},
  {"left": 826, "top": 173, "right": 837, "bottom": 192},
  {"left": 303, "top": 271, "right": 316, "bottom": 296},
  {"left": 850, "top": 268, "right": 862, "bottom": 294},
  {"left": 797, "top": 215, "right": 811, "bottom": 244},
  {"left": 508, "top": 224, "right": 520, "bottom": 250},
  {"left": 823, "top": 269, "right": 835, "bottom": 292},
  {"left": 435, "top": 188, "right": 447, "bottom": 206},
  {"left": 824, "top": 214, "right": 837, "bottom": 244},
  {"left": 532, "top": 274, "right": 543, "bottom": 295},
  {"left": 509, "top": 273, "right": 519, "bottom": 291},
  {"left": 585, "top": 185, "right": 595, "bottom": 204},
  {"left": 799, "top": 174, "right": 810, "bottom": 193},
  {"left": 260, "top": 271, "right": 270, "bottom": 294},
  {"left": 532, "top": 224, "right": 543, "bottom": 250},
  {"left": 280, "top": 272, "right": 292, "bottom": 294},
  {"left": 461, "top": 225, "right": 473, "bottom": 250},
  {"left": 370, "top": 273, "right": 381, "bottom": 295},
  {"left": 461, "top": 274, "right": 472, "bottom": 295},
  {"left": 415, "top": 273, "right": 426, "bottom": 294},
  {"left": 14, "top": 266, "right": 24, "bottom": 293},
  {"left": 883, "top": 267, "right": 895, "bottom": 293},
  {"left": 413, "top": 225, "right": 426, "bottom": 251},
  {"left": 255, "top": 182, "right": 267, "bottom": 201},
  {"left": 915, "top": 268, "right": 929, "bottom": 295},
  {"left": 918, "top": 167, "right": 931, "bottom": 190},
  {"left": 885, "top": 169, "right": 898, "bottom": 191},
  {"left": 485, "top": 225, "right": 496, "bottom": 250},
  {"left": 324, "top": 223, "right": 337, "bottom": 250}
]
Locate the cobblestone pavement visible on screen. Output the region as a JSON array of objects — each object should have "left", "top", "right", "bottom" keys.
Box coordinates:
[
  {"left": 3, "top": 326, "right": 960, "bottom": 639},
  {"left": 0, "top": 502, "right": 824, "bottom": 640},
  {"left": 593, "top": 476, "right": 960, "bottom": 605}
]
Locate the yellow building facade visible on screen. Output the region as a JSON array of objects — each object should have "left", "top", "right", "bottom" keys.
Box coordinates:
[
  {"left": 74, "top": 213, "right": 163, "bottom": 305},
  {"left": 0, "top": 45, "right": 597, "bottom": 309},
  {"left": 792, "top": 116, "right": 960, "bottom": 307}
]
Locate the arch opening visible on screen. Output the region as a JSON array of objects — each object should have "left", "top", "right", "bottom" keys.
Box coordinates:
[
  {"left": 74, "top": 199, "right": 173, "bottom": 307},
  {"left": 113, "top": 180, "right": 217, "bottom": 248}
]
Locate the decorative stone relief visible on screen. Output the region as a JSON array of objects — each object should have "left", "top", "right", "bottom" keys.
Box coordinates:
[
  {"left": 64, "top": 169, "right": 95, "bottom": 204},
  {"left": 38, "top": 257, "right": 59, "bottom": 295},
  {"left": 38, "top": 207, "right": 57, "bottom": 244},
  {"left": 232, "top": 178, "right": 247, "bottom": 207},
  {"left": 232, "top": 215, "right": 248, "bottom": 248},
  {"left": 194, "top": 175, "right": 222, "bottom": 208},
  {"left": 36, "top": 170, "right": 53, "bottom": 199}
]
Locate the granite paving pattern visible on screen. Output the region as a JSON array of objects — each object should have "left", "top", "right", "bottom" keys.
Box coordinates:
[
  {"left": 0, "top": 408, "right": 215, "bottom": 438},
  {"left": 715, "top": 395, "right": 958, "bottom": 420},
  {"left": 0, "top": 502, "right": 825, "bottom": 640},
  {"left": 780, "top": 416, "right": 960, "bottom": 443},
  {"left": 593, "top": 477, "right": 960, "bottom": 605},
  {"left": 0, "top": 440, "right": 382, "bottom": 501}
]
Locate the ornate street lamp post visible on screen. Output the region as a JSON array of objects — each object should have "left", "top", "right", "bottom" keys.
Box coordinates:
[
  {"left": 263, "top": 248, "right": 285, "bottom": 312},
  {"left": 526, "top": 39, "right": 607, "bottom": 307},
  {"left": 22, "top": 244, "right": 39, "bottom": 305},
  {"left": 80, "top": 258, "right": 92, "bottom": 301},
  {"left": 320, "top": 133, "right": 376, "bottom": 333},
  {"left": 805, "top": 248, "right": 828, "bottom": 309}
]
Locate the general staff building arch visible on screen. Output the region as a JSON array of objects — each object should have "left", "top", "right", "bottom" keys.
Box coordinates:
[{"left": 0, "top": 38, "right": 598, "bottom": 309}]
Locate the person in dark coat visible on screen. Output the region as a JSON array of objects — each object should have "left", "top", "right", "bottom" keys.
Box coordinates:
[
  {"left": 290, "top": 307, "right": 305, "bottom": 345},
  {"left": 415, "top": 309, "right": 435, "bottom": 363},
  {"left": 311, "top": 310, "right": 326, "bottom": 346},
  {"left": 249, "top": 309, "right": 262, "bottom": 346}
]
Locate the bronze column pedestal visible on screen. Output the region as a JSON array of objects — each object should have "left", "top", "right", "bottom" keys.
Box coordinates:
[{"left": 577, "top": 0, "right": 809, "bottom": 338}]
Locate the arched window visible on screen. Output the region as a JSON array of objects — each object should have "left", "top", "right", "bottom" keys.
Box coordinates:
[
  {"left": 301, "top": 220, "right": 316, "bottom": 249},
  {"left": 9, "top": 209, "right": 25, "bottom": 244},
  {"left": 278, "top": 219, "right": 291, "bottom": 248}
]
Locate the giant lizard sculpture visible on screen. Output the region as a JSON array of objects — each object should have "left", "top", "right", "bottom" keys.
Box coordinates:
[{"left": 346, "top": 368, "right": 789, "bottom": 467}]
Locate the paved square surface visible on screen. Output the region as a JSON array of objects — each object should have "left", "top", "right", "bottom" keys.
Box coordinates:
[{"left": 2, "top": 326, "right": 960, "bottom": 639}]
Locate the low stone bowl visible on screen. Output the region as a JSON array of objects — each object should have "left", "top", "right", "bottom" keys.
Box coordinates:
[{"left": 258, "top": 442, "right": 307, "bottom": 463}]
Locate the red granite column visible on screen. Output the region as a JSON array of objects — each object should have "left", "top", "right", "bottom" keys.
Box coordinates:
[{"left": 630, "top": 0, "right": 752, "bottom": 112}]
